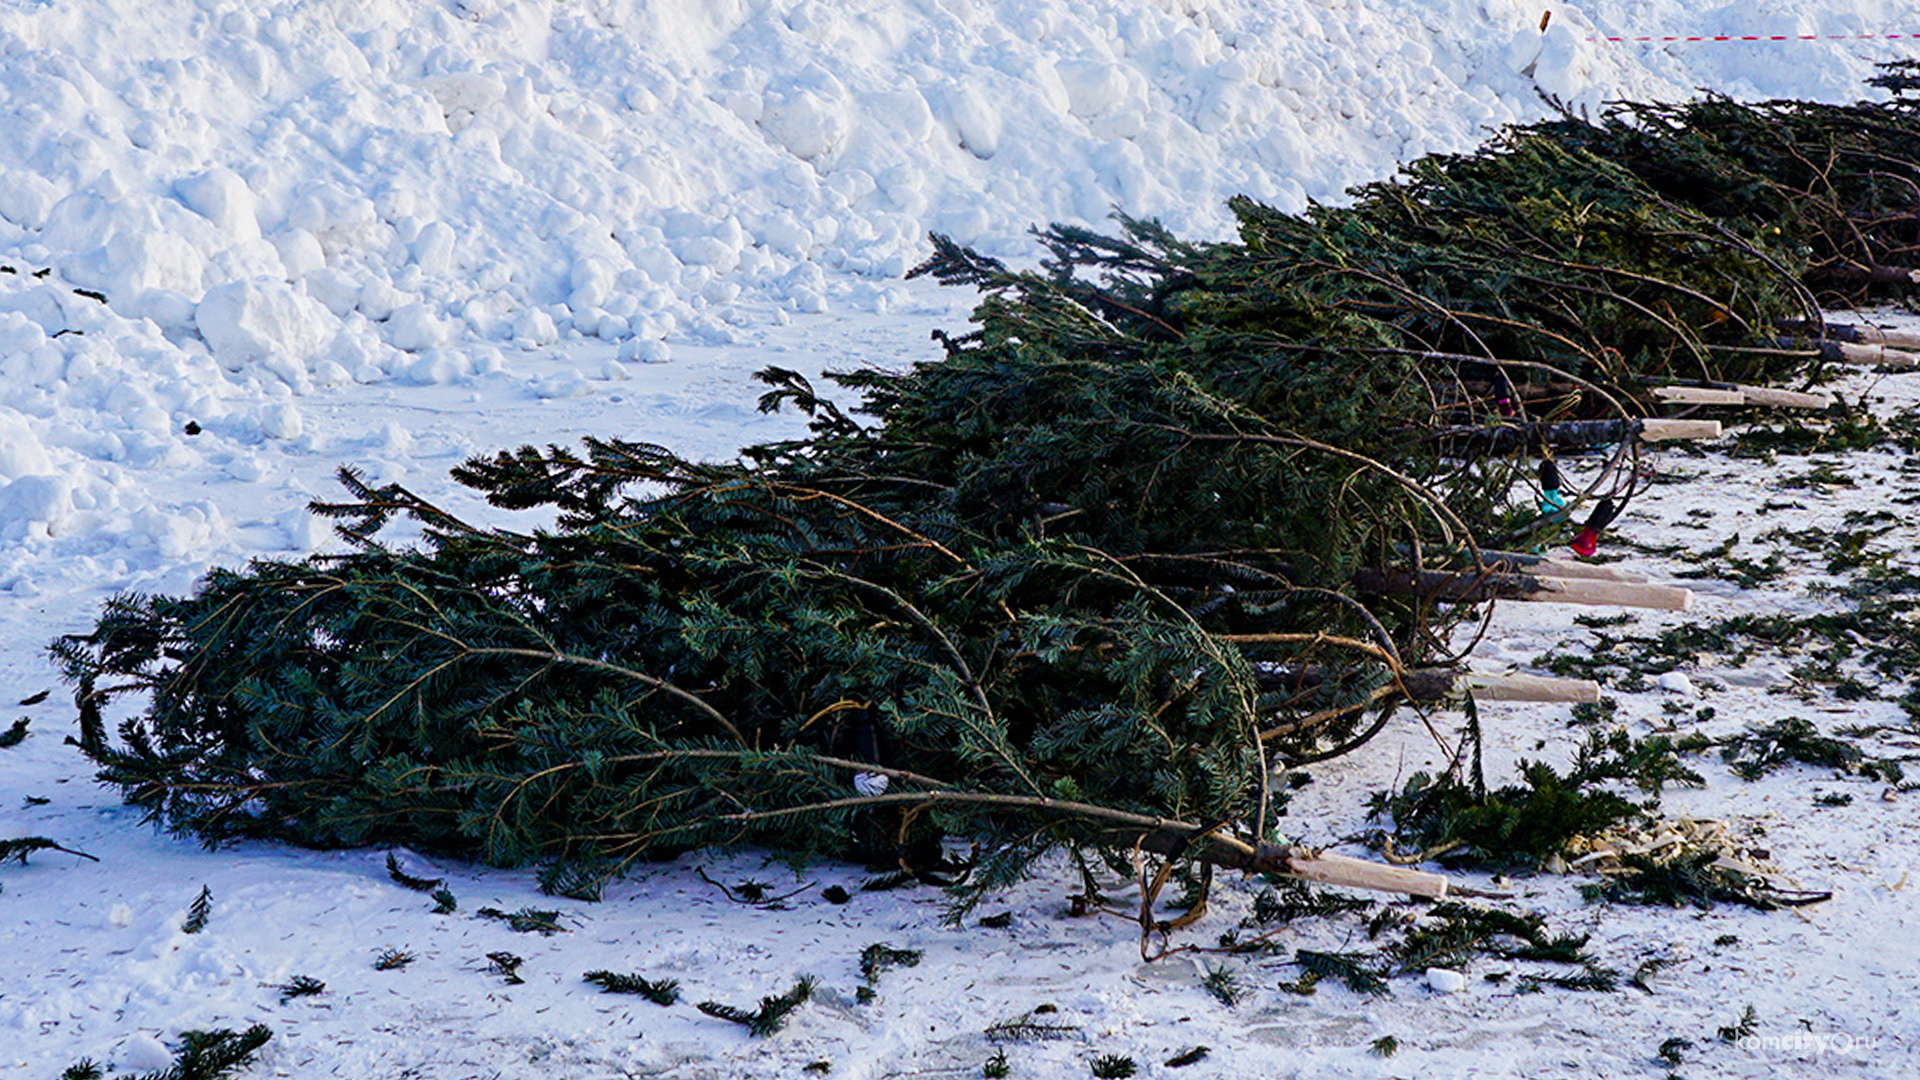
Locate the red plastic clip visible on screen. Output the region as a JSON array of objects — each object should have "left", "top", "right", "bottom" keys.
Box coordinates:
[{"left": 1570, "top": 497, "right": 1618, "bottom": 557}]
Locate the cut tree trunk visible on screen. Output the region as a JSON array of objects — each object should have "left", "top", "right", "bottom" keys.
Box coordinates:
[
  {"left": 1353, "top": 567, "right": 1693, "bottom": 611},
  {"left": 1438, "top": 418, "right": 1719, "bottom": 454},
  {"left": 1256, "top": 665, "right": 1600, "bottom": 704}
]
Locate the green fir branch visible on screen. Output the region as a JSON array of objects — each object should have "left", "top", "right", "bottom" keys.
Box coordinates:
[
  {"left": 696, "top": 976, "right": 817, "bottom": 1037},
  {"left": 582, "top": 970, "right": 680, "bottom": 1004}
]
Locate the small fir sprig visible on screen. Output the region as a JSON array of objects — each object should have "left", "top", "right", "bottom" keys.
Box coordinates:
[
  {"left": 538, "top": 860, "right": 609, "bottom": 902},
  {"left": 385, "top": 853, "right": 443, "bottom": 893},
  {"left": 697, "top": 976, "right": 817, "bottom": 1036},
  {"left": 1295, "top": 949, "right": 1390, "bottom": 995},
  {"left": 984, "top": 1007, "right": 1078, "bottom": 1043},
  {"left": 0, "top": 836, "right": 97, "bottom": 865},
  {"left": 272, "top": 975, "right": 325, "bottom": 1002},
  {"left": 856, "top": 942, "right": 922, "bottom": 1001},
  {"left": 430, "top": 887, "right": 457, "bottom": 914},
  {"left": 476, "top": 906, "right": 566, "bottom": 934},
  {"left": 182, "top": 886, "right": 212, "bottom": 934},
  {"left": 1718, "top": 1005, "right": 1759, "bottom": 1043},
  {"left": 374, "top": 948, "right": 416, "bottom": 971},
  {"left": 485, "top": 951, "right": 525, "bottom": 984},
  {"left": 582, "top": 970, "right": 680, "bottom": 1004},
  {"left": 1200, "top": 964, "right": 1241, "bottom": 1007}
]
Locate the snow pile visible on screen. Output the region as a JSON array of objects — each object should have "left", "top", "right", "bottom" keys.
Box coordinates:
[{"left": 2, "top": 0, "right": 1909, "bottom": 350}]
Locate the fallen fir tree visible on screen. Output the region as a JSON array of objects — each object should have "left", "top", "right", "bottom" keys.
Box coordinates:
[{"left": 56, "top": 379, "right": 1469, "bottom": 914}]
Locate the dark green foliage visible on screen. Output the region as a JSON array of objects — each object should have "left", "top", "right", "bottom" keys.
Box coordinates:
[
  {"left": 60, "top": 1061, "right": 104, "bottom": 1080},
  {"left": 1247, "top": 880, "right": 1373, "bottom": 925},
  {"left": 1719, "top": 718, "right": 1866, "bottom": 779},
  {"left": 385, "top": 853, "right": 443, "bottom": 892},
  {"left": 1571, "top": 729, "right": 1704, "bottom": 795},
  {"left": 1581, "top": 851, "right": 1826, "bottom": 911},
  {"left": 858, "top": 943, "right": 922, "bottom": 991},
  {"left": 484, "top": 951, "right": 524, "bottom": 983},
  {"left": 1629, "top": 956, "right": 1674, "bottom": 992},
  {"left": 273, "top": 975, "right": 324, "bottom": 1002},
  {"left": 1200, "top": 963, "right": 1241, "bottom": 1007},
  {"left": 0, "top": 717, "right": 26, "bottom": 747},
  {"left": 1657, "top": 1036, "right": 1692, "bottom": 1066},
  {"left": 1719, "top": 1005, "right": 1759, "bottom": 1043},
  {"left": 182, "top": 886, "right": 211, "bottom": 934},
  {"left": 1567, "top": 697, "right": 1618, "bottom": 726},
  {"left": 1371, "top": 705, "right": 1709, "bottom": 868},
  {"left": 1369, "top": 1036, "right": 1399, "bottom": 1058},
  {"left": 1371, "top": 762, "right": 1643, "bottom": 869},
  {"left": 696, "top": 976, "right": 816, "bottom": 1037},
  {"left": 1538, "top": 85, "right": 1920, "bottom": 307},
  {"left": 1520, "top": 969, "right": 1619, "bottom": 992},
  {"left": 57, "top": 441, "right": 1298, "bottom": 908},
  {"left": 1868, "top": 59, "right": 1920, "bottom": 94},
  {"left": 582, "top": 970, "right": 680, "bottom": 1004},
  {"left": 698, "top": 869, "right": 799, "bottom": 905},
  {"left": 985, "top": 1008, "right": 1079, "bottom": 1043},
  {"left": 1294, "top": 949, "right": 1391, "bottom": 995},
  {"left": 430, "top": 887, "right": 457, "bottom": 914},
  {"left": 1089, "top": 1054, "right": 1137, "bottom": 1078},
  {"left": 538, "top": 859, "right": 610, "bottom": 901},
  {"left": 0, "top": 836, "right": 96, "bottom": 865},
  {"left": 373, "top": 948, "right": 415, "bottom": 971},
  {"left": 982, "top": 1049, "right": 1010, "bottom": 1078},
  {"left": 119, "top": 1026, "right": 272, "bottom": 1080},
  {"left": 1391, "top": 902, "right": 1596, "bottom": 973},
  {"left": 476, "top": 906, "right": 565, "bottom": 934}
]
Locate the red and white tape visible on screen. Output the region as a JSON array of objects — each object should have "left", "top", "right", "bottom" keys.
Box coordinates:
[
  {"left": 1537, "top": 11, "right": 1920, "bottom": 45},
  {"left": 1594, "top": 33, "right": 1920, "bottom": 44}
]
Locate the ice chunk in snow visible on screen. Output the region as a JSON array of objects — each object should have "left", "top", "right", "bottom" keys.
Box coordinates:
[
  {"left": 762, "top": 88, "right": 852, "bottom": 162},
  {"left": 1655, "top": 671, "right": 1695, "bottom": 696},
  {"left": 271, "top": 229, "right": 327, "bottom": 280},
  {"left": 196, "top": 279, "right": 334, "bottom": 371},
  {"left": 259, "top": 402, "right": 304, "bottom": 440},
  {"left": 619, "top": 338, "right": 671, "bottom": 364},
  {"left": 176, "top": 167, "right": 260, "bottom": 242},
  {"left": 0, "top": 410, "right": 55, "bottom": 479},
  {"left": 1427, "top": 968, "right": 1467, "bottom": 993},
  {"left": 934, "top": 83, "right": 1002, "bottom": 159},
  {"left": 387, "top": 303, "right": 448, "bottom": 351},
  {"left": 0, "top": 474, "right": 72, "bottom": 539},
  {"left": 120, "top": 1034, "right": 173, "bottom": 1072}
]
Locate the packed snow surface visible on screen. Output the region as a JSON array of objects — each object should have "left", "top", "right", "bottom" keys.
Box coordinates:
[{"left": 3, "top": 0, "right": 1919, "bottom": 1076}]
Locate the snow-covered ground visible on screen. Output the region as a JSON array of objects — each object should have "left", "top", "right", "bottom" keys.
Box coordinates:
[{"left": 3, "top": 0, "right": 1919, "bottom": 1076}]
